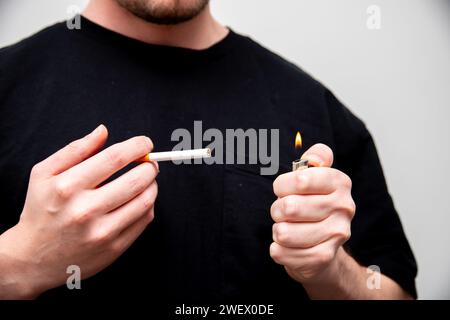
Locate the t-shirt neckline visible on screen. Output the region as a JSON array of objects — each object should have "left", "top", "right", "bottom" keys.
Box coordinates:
[{"left": 77, "top": 15, "right": 239, "bottom": 58}]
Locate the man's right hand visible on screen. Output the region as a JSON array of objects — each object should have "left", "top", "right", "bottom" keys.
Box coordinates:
[{"left": 0, "top": 125, "right": 158, "bottom": 299}]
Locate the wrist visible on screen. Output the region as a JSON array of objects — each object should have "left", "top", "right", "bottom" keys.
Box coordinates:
[
  {"left": 0, "top": 225, "right": 45, "bottom": 299},
  {"left": 1, "top": 271, "right": 41, "bottom": 300},
  {"left": 287, "top": 247, "right": 353, "bottom": 299},
  {"left": 313, "top": 246, "right": 349, "bottom": 285}
]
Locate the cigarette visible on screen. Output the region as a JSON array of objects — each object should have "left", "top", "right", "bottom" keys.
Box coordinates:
[
  {"left": 292, "top": 159, "right": 310, "bottom": 171},
  {"left": 139, "top": 148, "right": 211, "bottom": 162}
]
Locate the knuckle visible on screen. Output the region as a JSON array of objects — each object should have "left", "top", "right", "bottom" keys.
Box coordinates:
[
  {"left": 282, "top": 196, "right": 298, "bottom": 218},
  {"left": 53, "top": 178, "right": 74, "bottom": 199},
  {"left": 66, "top": 140, "right": 80, "bottom": 152},
  {"left": 333, "top": 224, "right": 351, "bottom": 242},
  {"left": 338, "top": 172, "right": 352, "bottom": 189},
  {"left": 145, "top": 208, "right": 155, "bottom": 224},
  {"left": 272, "top": 223, "right": 278, "bottom": 240},
  {"left": 90, "top": 228, "right": 112, "bottom": 245},
  {"left": 274, "top": 223, "right": 290, "bottom": 245},
  {"left": 336, "top": 198, "right": 356, "bottom": 218},
  {"left": 317, "top": 249, "right": 334, "bottom": 266},
  {"left": 104, "top": 147, "right": 127, "bottom": 169},
  {"left": 71, "top": 204, "right": 97, "bottom": 225},
  {"left": 299, "top": 271, "right": 316, "bottom": 281},
  {"left": 330, "top": 169, "right": 342, "bottom": 186},
  {"left": 343, "top": 226, "right": 352, "bottom": 242},
  {"left": 295, "top": 172, "right": 308, "bottom": 193},
  {"left": 110, "top": 241, "right": 123, "bottom": 255},
  {"left": 72, "top": 212, "right": 90, "bottom": 225},
  {"left": 134, "top": 136, "right": 153, "bottom": 153},
  {"left": 142, "top": 182, "right": 158, "bottom": 210},
  {"left": 272, "top": 177, "right": 282, "bottom": 195},
  {"left": 348, "top": 199, "right": 356, "bottom": 217},
  {"left": 129, "top": 176, "right": 148, "bottom": 194},
  {"left": 67, "top": 140, "right": 88, "bottom": 159},
  {"left": 270, "top": 201, "right": 279, "bottom": 221},
  {"left": 140, "top": 162, "right": 157, "bottom": 180},
  {"left": 150, "top": 180, "right": 158, "bottom": 195},
  {"left": 142, "top": 192, "right": 155, "bottom": 210},
  {"left": 30, "top": 163, "right": 44, "bottom": 178},
  {"left": 317, "top": 196, "right": 331, "bottom": 213},
  {"left": 269, "top": 242, "right": 282, "bottom": 263},
  {"left": 71, "top": 211, "right": 90, "bottom": 225}
]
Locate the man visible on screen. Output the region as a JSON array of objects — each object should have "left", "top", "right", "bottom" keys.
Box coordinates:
[{"left": 0, "top": 0, "right": 416, "bottom": 303}]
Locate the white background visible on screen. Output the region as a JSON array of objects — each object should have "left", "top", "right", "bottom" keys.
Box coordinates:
[{"left": 1, "top": 0, "right": 449, "bottom": 299}]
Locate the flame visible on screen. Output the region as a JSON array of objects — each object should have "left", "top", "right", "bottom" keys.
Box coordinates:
[{"left": 295, "top": 131, "right": 302, "bottom": 149}]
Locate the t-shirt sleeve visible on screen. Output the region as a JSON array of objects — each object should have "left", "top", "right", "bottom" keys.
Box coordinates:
[{"left": 324, "top": 89, "right": 418, "bottom": 298}]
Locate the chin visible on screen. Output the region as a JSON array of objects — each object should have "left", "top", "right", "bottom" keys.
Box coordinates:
[{"left": 116, "top": 0, "right": 210, "bottom": 25}]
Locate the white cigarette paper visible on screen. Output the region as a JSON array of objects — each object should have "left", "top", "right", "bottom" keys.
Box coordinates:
[{"left": 145, "top": 148, "right": 211, "bottom": 162}]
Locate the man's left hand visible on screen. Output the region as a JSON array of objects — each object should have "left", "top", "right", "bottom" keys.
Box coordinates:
[{"left": 270, "top": 143, "right": 356, "bottom": 284}]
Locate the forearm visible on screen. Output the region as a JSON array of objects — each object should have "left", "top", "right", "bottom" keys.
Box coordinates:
[{"left": 299, "top": 247, "right": 413, "bottom": 300}]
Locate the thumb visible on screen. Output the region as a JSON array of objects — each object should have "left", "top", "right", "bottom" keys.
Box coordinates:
[{"left": 301, "top": 143, "right": 334, "bottom": 168}]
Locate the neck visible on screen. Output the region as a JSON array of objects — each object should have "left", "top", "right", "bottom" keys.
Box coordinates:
[{"left": 82, "top": 0, "right": 228, "bottom": 50}]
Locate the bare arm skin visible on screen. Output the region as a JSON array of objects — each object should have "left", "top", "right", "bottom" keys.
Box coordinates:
[
  {"left": 270, "top": 144, "right": 412, "bottom": 300},
  {"left": 298, "top": 247, "right": 412, "bottom": 300},
  {"left": 0, "top": 125, "right": 158, "bottom": 299}
]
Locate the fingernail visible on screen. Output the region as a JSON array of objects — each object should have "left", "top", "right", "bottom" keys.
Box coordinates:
[
  {"left": 153, "top": 160, "right": 160, "bottom": 173},
  {"left": 145, "top": 136, "right": 153, "bottom": 150}
]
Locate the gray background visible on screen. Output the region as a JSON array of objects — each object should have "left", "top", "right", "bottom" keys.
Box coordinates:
[{"left": 1, "top": 0, "right": 449, "bottom": 299}]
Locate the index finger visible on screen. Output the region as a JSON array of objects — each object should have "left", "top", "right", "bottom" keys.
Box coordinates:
[
  {"left": 273, "top": 167, "right": 339, "bottom": 197},
  {"left": 33, "top": 125, "right": 108, "bottom": 177},
  {"left": 62, "top": 136, "right": 153, "bottom": 189}
]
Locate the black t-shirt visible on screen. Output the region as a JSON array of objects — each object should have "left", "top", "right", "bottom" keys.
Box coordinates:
[{"left": 0, "top": 16, "right": 417, "bottom": 302}]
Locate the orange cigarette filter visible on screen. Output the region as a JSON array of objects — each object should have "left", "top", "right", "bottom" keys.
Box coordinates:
[{"left": 137, "top": 154, "right": 150, "bottom": 162}]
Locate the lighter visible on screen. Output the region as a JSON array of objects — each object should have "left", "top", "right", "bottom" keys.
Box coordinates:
[{"left": 292, "top": 159, "right": 310, "bottom": 171}]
